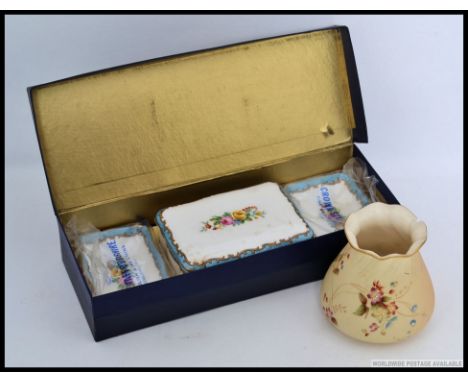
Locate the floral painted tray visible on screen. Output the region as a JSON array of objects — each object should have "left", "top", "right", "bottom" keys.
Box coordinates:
[
  {"left": 79, "top": 225, "right": 169, "bottom": 296},
  {"left": 283, "top": 173, "right": 370, "bottom": 237},
  {"left": 155, "top": 182, "right": 313, "bottom": 272}
]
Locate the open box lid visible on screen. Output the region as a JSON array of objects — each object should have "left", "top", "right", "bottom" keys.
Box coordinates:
[{"left": 29, "top": 26, "right": 367, "bottom": 216}]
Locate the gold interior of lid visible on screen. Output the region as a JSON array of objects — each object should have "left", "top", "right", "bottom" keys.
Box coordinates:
[
  {"left": 61, "top": 144, "right": 353, "bottom": 229},
  {"left": 32, "top": 28, "right": 355, "bottom": 216}
]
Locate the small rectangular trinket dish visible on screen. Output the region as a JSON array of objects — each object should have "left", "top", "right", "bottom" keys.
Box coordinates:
[
  {"left": 79, "top": 225, "right": 169, "bottom": 295},
  {"left": 283, "top": 173, "right": 370, "bottom": 237},
  {"left": 156, "top": 182, "right": 313, "bottom": 272}
]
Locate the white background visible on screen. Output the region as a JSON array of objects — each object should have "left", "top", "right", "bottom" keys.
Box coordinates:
[{"left": 5, "top": 15, "right": 463, "bottom": 367}]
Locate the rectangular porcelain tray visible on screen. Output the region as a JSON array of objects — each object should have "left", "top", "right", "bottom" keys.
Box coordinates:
[
  {"left": 156, "top": 182, "right": 313, "bottom": 272},
  {"left": 283, "top": 172, "right": 371, "bottom": 237}
]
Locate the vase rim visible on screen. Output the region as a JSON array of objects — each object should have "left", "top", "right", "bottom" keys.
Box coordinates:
[{"left": 344, "top": 202, "right": 427, "bottom": 260}]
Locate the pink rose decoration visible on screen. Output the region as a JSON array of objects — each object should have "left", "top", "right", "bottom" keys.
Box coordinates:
[
  {"left": 221, "top": 216, "right": 234, "bottom": 225},
  {"left": 367, "top": 281, "right": 384, "bottom": 305}
]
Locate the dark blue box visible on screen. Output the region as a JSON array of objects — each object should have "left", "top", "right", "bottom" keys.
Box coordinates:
[{"left": 29, "top": 26, "right": 399, "bottom": 341}]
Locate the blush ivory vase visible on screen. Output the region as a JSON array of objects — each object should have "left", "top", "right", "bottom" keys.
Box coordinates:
[{"left": 320, "top": 202, "right": 434, "bottom": 343}]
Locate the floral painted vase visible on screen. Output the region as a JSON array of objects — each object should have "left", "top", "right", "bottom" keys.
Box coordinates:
[{"left": 320, "top": 202, "right": 434, "bottom": 343}]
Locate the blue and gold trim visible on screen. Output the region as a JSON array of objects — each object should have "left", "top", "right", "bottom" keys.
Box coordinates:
[{"left": 156, "top": 208, "right": 313, "bottom": 273}]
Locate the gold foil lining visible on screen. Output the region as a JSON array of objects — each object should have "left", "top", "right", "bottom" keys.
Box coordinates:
[
  {"left": 61, "top": 144, "right": 353, "bottom": 229},
  {"left": 150, "top": 226, "right": 183, "bottom": 276},
  {"left": 32, "top": 29, "right": 355, "bottom": 215}
]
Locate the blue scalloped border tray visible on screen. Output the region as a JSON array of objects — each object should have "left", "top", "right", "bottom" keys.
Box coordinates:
[
  {"left": 155, "top": 207, "right": 313, "bottom": 273},
  {"left": 282, "top": 172, "right": 371, "bottom": 234}
]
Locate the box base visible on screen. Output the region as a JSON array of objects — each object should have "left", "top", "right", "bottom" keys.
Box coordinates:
[{"left": 60, "top": 145, "right": 398, "bottom": 341}]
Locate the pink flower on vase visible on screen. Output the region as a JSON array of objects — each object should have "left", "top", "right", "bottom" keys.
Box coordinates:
[
  {"left": 323, "top": 306, "right": 337, "bottom": 325},
  {"left": 221, "top": 216, "right": 234, "bottom": 225},
  {"left": 367, "top": 281, "right": 384, "bottom": 305},
  {"left": 369, "top": 322, "right": 379, "bottom": 332}
]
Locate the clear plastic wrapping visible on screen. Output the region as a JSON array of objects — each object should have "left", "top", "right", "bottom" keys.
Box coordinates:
[
  {"left": 65, "top": 217, "right": 171, "bottom": 296},
  {"left": 342, "top": 157, "right": 379, "bottom": 203},
  {"left": 64, "top": 157, "right": 378, "bottom": 288},
  {"left": 283, "top": 157, "right": 378, "bottom": 237}
]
